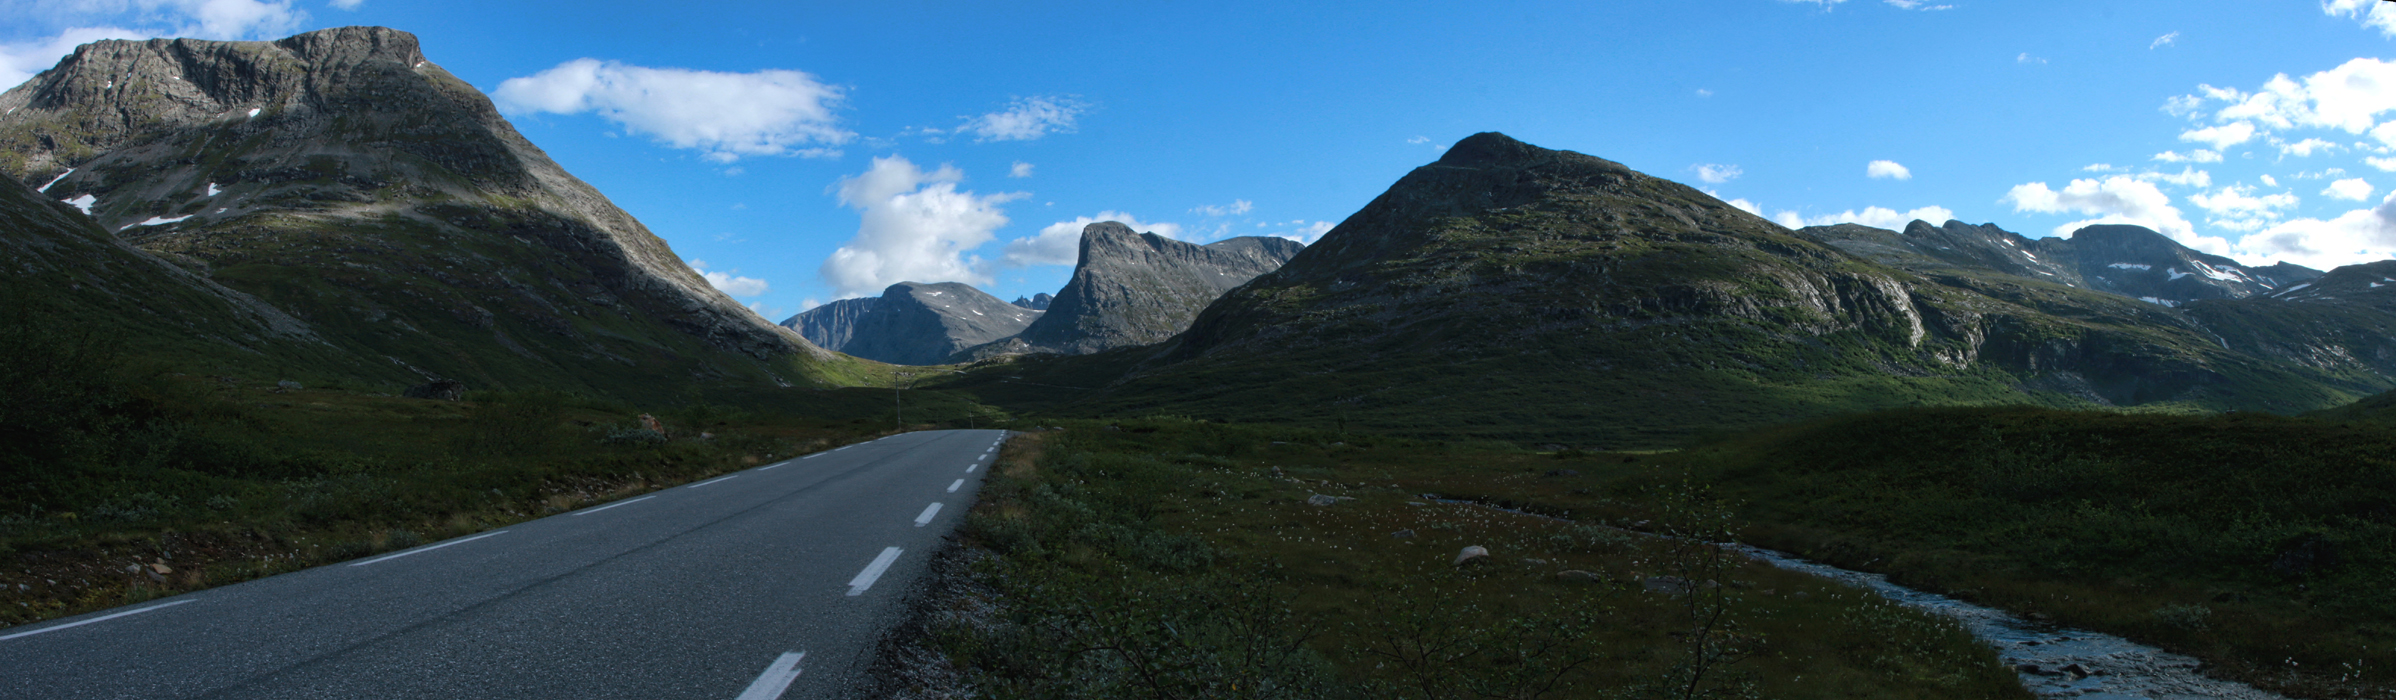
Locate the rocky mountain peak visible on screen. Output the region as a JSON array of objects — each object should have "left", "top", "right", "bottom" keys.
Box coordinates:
[
  {"left": 954, "top": 222, "right": 1304, "bottom": 360},
  {"left": 0, "top": 28, "right": 831, "bottom": 396}
]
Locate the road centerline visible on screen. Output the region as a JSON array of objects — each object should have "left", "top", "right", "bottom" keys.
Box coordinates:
[
  {"left": 733, "top": 651, "right": 806, "bottom": 700},
  {"left": 913, "top": 503, "right": 942, "bottom": 527},
  {"left": 847, "top": 547, "right": 903, "bottom": 596},
  {"left": 947, "top": 479, "right": 963, "bottom": 493}
]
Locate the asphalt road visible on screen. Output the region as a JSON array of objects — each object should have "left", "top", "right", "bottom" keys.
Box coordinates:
[{"left": 0, "top": 429, "right": 1008, "bottom": 700}]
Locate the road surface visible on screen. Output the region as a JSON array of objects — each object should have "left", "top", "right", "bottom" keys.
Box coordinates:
[{"left": 0, "top": 429, "right": 1007, "bottom": 699}]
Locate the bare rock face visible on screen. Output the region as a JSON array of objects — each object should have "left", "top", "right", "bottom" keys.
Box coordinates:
[
  {"left": 1802, "top": 220, "right": 2319, "bottom": 307},
  {"left": 0, "top": 27, "right": 831, "bottom": 394},
  {"left": 782, "top": 282, "right": 1041, "bottom": 366},
  {"left": 957, "top": 223, "right": 1303, "bottom": 359}
]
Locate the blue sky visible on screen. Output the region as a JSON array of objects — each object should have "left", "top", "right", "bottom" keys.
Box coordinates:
[{"left": 11, "top": 1, "right": 2396, "bottom": 320}]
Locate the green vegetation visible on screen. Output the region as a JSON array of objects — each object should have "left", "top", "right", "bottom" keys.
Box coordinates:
[
  {"left": 0, "top": 309, "right": 962, "bottom": 629},
  {"left": 931, "top": 420, "right": 2026, "bottom": 699}
]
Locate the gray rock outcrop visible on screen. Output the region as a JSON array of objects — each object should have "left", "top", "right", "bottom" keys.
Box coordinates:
[
  {"left": 956, "top": 223, "right": 1303, "bottom": 359},
  {"left": 782, "top": 282, "right": 1040, "bottom": 365},
  {"left": 1800, "top": 220, "right": 2320, "bottom": 307}
]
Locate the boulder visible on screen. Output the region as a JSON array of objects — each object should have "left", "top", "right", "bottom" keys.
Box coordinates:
[
  {"left": 1454, "top": 545, "right": 1490, "bottom": 566},
  {"left": 1390, "top": 529, "right": 1416, "bottom": 539},
  {"left": 1306, "top": 494, "right": 1338, "bottom": 506},
  {"left": 402, "top": 379, "right": 466, "bottom": 401}
]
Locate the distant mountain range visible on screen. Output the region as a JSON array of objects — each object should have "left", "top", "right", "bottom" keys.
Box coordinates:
[
  {"left": 0, "top": 27, "right": 847, "bottom": 398},
  {"left": 953, "top": 132, "right": 2396, "bottom": 446},
  {"left": 781, "top": 282, "right": 1040, "bottom": 366},
  {"left": 788, "top": 222, "right": 1304, "bottom": 366}
]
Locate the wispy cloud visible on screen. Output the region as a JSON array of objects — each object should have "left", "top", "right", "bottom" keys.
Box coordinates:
[
  {"left": 959, "top": 95, "right": 1088, "bottom": 142},
  {"left": 1692, "top": 163, "right": 1743, "bottom": 184},
  {"left": 2150, "top": 31, "right": 2179, "bottom": 49},
  {"left": 1866, "top": 160, "right": 1912, "bottom": 180},
  {"left": 1191, "top": 199, "right": 1254, "bottom": 217},
  {"left": 1008, "top": 161, "right": 1034, "bottom": 178}
]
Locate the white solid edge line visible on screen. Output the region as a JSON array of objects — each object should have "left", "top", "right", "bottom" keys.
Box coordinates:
[
  {"left": 569, "top": 495, "right": 656, "bottom": 517},
  {"left": 802, "top": 453, "right": 820, "bottom": 460},
  {"left": 0, "top": 599, "right": 195, "bottom": 642},
  {"left": 947, "top": 479, "right": 963, "bottom": 493},
  {"left": 914, "top": 502, "right": 943, "bottom": 526},
  {"left": 733, "top": 651, "right": 807, "bottom": 700},
  {"left": 349, "top": 530, "right": 509, "bottom": 567},
  {"left": 687, "top": 474, "right": 739, "bottom": 489},
  {"left": 846, "top": 547, "right": 903, "bottom": 596},
  {"left": 758, "top": 463, "right": 782, "bottom": 471}
]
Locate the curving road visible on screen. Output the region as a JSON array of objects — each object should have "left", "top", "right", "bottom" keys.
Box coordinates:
[{"left": 0, "top": 429, "right": 1006, "bottom": 700}]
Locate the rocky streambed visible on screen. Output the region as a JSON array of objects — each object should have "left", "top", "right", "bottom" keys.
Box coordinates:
[
  {"left": 1427, "top": 497, "right": 2289, "bottom": 699},
  {"left": 1732, "top": 545, "right": 2289, "bottom": 699}
]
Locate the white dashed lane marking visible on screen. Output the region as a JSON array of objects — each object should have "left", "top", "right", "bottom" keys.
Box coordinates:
[
  {"left": 914, "top": 503, "right": 942, "bottom": 527},
  {"left": 847, "top": 547, "right": 903, "bottom": 596},
  {"left": 947, "top": 479, "right": 963, "bottom": 493},
  {"left": 734, "top": 651, "right": 806, "bottom": 700}
]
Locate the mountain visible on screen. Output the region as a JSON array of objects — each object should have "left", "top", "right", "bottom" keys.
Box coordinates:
[
  {"left": 781, "top": 282, "right": 1040, "bottom": 365},
  {"left": 955, "top": 222, "right": 1304, "bottom": 360},
  {"left": 1801, "top": 220, "right": 2320, "bottom": 307},
  {"left": 1012, "top": 293, "right": 1053, "bottom": 310},
  {"left": 0, "top": 27, "right": 843, "bottom": 397},
  {"left": 0, "top": 167, "right": 342, "bottom": 369},
  {"left": 957, "top": 132, "right": 2391, "bottom": 446}
]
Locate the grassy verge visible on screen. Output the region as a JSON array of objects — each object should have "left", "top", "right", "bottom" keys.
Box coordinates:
[{"left": 926, "top": 420, "right": 2027, "bottom": 699}]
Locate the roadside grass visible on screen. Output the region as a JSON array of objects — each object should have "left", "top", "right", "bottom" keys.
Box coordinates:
[
  {"left": 1375, "top": 407, "right": 2396, "bottom": 698},
  {"left": 940, "top": 419, "right": 2026, "bottom": 699},
  {"left": 0, "top": 358, "right": 926, "bottom": 631}
]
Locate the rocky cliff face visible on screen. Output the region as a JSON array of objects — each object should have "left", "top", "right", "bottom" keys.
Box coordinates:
[
  {"left": 957, "top": 223, "right": 1303, "bottom": 360},
  {"left": 783, "top": 282, "right": 1039, "bottom": 365},
  {"left": 1011, "top": 293, "right": 1053, "bottom": 310},
  {"left": 0, "top": 27, "right": 837, "bottom": 396},
  {"left": 1028, "top": 132, "right": 2375, "bottom": 446}
]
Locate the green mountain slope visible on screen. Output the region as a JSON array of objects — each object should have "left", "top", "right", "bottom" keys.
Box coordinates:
[{"left": 953, "top": 133, "right": 2389, "bottom": 446}]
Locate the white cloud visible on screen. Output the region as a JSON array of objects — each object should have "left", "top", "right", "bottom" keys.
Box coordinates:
[
  {"left": 1884, "top": 0, "right": 1953, "bottom": 10},
  {"left": 2178, "top": 121, "right": 2257, "bottom": 151},
  {"left": 2369, "top": 156, "right": 2396, "bottom": 172},
  {"left": 1191, "top": 199, "right": 1254, "bottom": 217},
  {"left": 2326, "top": 0, "right": 2396, "bottom": 38},
  {"left": 1695, "top": 88, "right": 1713, "bottom": 97},
  {"left": 2236, "top": 190, "right": 2396, "bottom": 269},
  {"left": 2018, "top": 53, "right": 2047, "bottom": 65},
  {"left": 2138, "top": 167, "right": 2212, "bottom": 189},
  {"left": 1866, "top": 160, "right": 1912, "bottom": 180},
  {"left": 1008, "top": 161, "right": 1034, "bottom": 178},
  {"left": 1001, "top": 212, "right": 1183, "bottom": 267},
  {"left": 2150, "top": 31, "right": 2179, "bottom": 49},
  {"left": 819, "top": 156, "right": 1025, "bottom": 298},
  {"left": 2083, "top": 163, "right": 2124, "bottom": 173},
  {"left": 1724, "top": 198, "right": 1764, "bottom": 217},
  {"left": 2002, "top": 176, "right": 2215, "bottom": 250},
  {"left": 328, "top": 0, "right": 361, "bottom": 9},
  {"left": 2153, "top": 149, "right": 2223, "bottom": 163},
  {"left": 2200, "top": 59, "right": 2396, "bottom": 134},
  {"left": 959, "top": 95, "right": 1086, "bottom": 142},
  {"left": 2326, "top": 178, "right": 2376, "bottom": 201},
  {"left": 2279, "top": 138, "right": 2339, "bottom": 157},
  {"left": 1778, "top": 0, "right": 1847, "bottom": 7},
  {"left": 493, "top": 59, "right": 850, "bottom": 162},
  {"left": 687, "top": 260, "right": 769, "bottom": 297},
  {"left": 2190, "top": 185, "right": 2298, "bottom": 218},
  {"left": 2262, "top": 174, "right": 2280, "bottom": 187},
  {"left": 1693, "top": 164, "right": 1742, "bottom": 184}
]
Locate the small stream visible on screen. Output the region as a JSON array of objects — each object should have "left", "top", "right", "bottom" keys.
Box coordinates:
[
  {"left": 1731, "top": 545, "right": 2289, "bottom": 700},
  {"left": 1423, "top": 497, "right": 2290, "bottom": 699}
]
